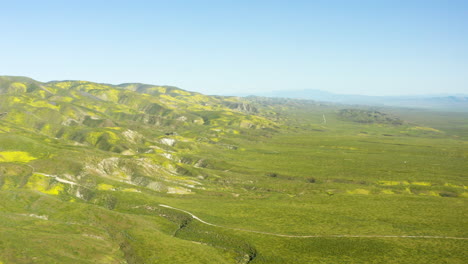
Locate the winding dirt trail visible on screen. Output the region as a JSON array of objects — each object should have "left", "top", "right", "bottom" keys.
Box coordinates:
[{"left": 159, "top": 204, "right": 468, "bottom": 240}]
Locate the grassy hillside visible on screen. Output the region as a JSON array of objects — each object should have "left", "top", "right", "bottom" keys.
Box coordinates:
[{"left": 0, "top": 76, "right": 467, "bottom": 263}]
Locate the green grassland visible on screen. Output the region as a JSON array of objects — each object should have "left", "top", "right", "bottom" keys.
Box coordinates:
[{"left": 0, "top": 76, "right": 466, "bottom": 263}]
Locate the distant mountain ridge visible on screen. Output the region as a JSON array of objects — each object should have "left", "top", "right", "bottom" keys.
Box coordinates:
[{"left": 247, "top": 89, "right": 468, "bottom": 111}]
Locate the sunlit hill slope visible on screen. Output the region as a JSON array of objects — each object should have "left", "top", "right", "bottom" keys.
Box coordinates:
[{"left": 0, "top": 76, "right": 466, "bottom": 264}]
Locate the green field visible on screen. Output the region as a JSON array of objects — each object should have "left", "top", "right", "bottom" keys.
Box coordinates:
[{"left": 0, "top": 76, "right": 466, "bottom": 263}]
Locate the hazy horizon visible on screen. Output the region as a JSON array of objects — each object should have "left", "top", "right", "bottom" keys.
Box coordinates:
[
  {"left": 5, "top": 75, "right": 466, "bottom": 98},
  {"left": 2, "top": 0, "right": 467, "bottom": 96}
]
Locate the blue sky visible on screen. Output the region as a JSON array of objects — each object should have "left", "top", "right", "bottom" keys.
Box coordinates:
[{"left": 1, "top": 0, "right": 467, "bottom": 96}]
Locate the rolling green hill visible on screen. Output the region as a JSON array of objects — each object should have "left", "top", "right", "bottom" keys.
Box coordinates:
[{"left": 0, "top": 76, "right": 467, "bottom": 263}]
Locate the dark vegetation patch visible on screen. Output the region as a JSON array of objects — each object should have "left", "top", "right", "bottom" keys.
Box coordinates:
[{"left": 338, "top": 109, "right": 404, "bottom": 125}]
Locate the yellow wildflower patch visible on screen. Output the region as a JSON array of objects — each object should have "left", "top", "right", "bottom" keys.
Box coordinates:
[
  {"left": 0, "top": 151, "right": 37, "bottom": 163},
  {"left": 1, "top": 177, "right": 16, "bottom": 190},
  {"left": 97, "top": 183, "right": 115, "bottom": 191},
  {"left": 9, "top": 82, "right": 27, "bottom": 93},
  {"left": 377, "top": 181, "right": 400, "bottom": 186},
  {"left": 42, "top": 184, "right": 64, "bottom": 195},
  {"left": 347, "top": 189, "right": 370, "bottom": 195},
  {"left": 12, "top": 97, "right": 23, "bottom": 103},
  {"left": 25, "top": 174, "right": 63, "bottom": 195},
  {"left": 381, "top": 189, "right": 395, "bottom": 194},
  {"left": 30, "top": 99, "right": 59, "bottom": 109},
  {"left": 444, "top": 183, "right": 464, "bottom": 188},
  {"left": 404, "top": 187, "right": 412, "bottom": 194},
  {"left": 410, "top": 126, "right": 441, "bottom": 133},
  {"left": 411, "top": 181, "right": 432, "bottom": 186}
]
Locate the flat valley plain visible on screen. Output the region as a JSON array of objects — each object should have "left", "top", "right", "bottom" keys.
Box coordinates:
[{"left": 0, "top": 76, "right": 466, "bottom": 263}]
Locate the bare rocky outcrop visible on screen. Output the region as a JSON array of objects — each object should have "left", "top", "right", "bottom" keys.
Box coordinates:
[
  {"left": 160, "top": 138, "right": 176, "bottom": 146},
  {"left": 223, "top": 101, "right": 258, "bottom": 114}
]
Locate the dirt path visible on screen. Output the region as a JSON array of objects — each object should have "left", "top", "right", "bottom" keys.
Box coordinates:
[{"left": 159, "top": 204, "right": 468, "bottom": 240}]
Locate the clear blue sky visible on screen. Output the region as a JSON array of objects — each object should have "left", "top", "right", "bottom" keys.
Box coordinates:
[{"left": 1, "top": 0, "right": 467, "bottom": 96}]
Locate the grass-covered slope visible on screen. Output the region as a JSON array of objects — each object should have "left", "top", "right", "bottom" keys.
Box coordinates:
[{"left": 0, "top": 76, "right": 467, "bottom": 263}]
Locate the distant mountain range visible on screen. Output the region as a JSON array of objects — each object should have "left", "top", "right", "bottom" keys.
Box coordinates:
[{"left": 238, "top": 89, "right": 468, "bottom": 111}]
